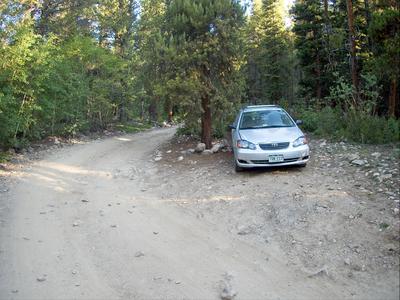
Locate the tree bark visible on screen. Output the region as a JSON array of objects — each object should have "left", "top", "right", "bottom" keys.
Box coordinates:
[
  {"left": 364, "top": 0, "right": 373, "bottom": 50},
  {"left": 315, "top": 50, "right": 322, "bottom": 100},
  {"left": 148, "top": 98, "right": 158, "bottom": 123},
  {"left": 323, "top": 0, "right": 332, "bottom": 66},
  {"left": 388, "top": 77, "right": 397, "bottom": 117},
  {"left": 346, "top": 0, "right": 359, "bottom": 105},
  {"left": 201, "top": 94, "right": 212, "bottom": 149}
]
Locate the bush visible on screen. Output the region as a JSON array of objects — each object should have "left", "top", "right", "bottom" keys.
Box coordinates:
[
  {"left": 298, "top": 107, "right": 399, "bottom": 144},
  {"left": 345, "top": 111, "right": 399, "bottom": 143}
]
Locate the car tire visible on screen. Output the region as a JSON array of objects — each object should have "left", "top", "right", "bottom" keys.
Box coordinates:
[{"left": 234, "top": 160, "right": 244, "bottom": 172}]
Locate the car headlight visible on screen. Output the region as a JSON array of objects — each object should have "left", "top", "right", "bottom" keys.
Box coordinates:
[
  {"left": 293, "top": 136, "right": 308, "bottom": 147},
  {"left": 237, "top": 140, "right": 257, "bottom": 150}
]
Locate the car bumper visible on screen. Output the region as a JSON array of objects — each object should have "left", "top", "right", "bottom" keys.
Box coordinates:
[{"left": 234, "top": 145, "right": 310, "bottom": 168}]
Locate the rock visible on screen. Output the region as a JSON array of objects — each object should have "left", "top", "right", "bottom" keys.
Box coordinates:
[
  {"left": 54, "top": 138, "right": 60, "bottom": 145},
  {"left": 36, "top": 276, "right": 46, "bottom": 282},
  {"left": 352, "top": 264, "right": 365, "bottom": 272},
  {"left": 371, "top": 152, "right": 381, "bottom": 158},
  {"left": 154, "top": 156, "right": 162, "bottom": 162},
  {"left": 319, "top": 140, "right": 327, "bottom": 147},
  {"left": 221, "top": 139, "right": 229, "bottom": 148},
  {"left": 393, "top": 208, "right": 399, "bottom": 215},
  {"left": 0, "top": 163, "right": 7, "bottom": 171},
  {"left": 380, "top": 174, "right": 393, "bottom": 181},
  {"left": 177, "top": 156, "right": 184, "bottom": 162},
  {"left": 351, "top": 159, "right": 367, "bottom": 166},
  {"left": 11, "top": 290, "right": 18, "bottom": 293},
  {"left": 221, "top": 286, "right": 237, "bottom": 300},
  {"left": 211, "top": 143, "right": 223, "bottom": 153},
  {"left": 72, "top": 222, "right": 79, "bottom": 227},
  {"left": 237, "top": 225, "right": 251, "bottom": 235},
  {"left": 110, "top": 224, "right": 118, "bottom": 228},
  {"left": 81, "top": 199, "right": 89, "bottom": 203},
  {"left": 308, "top": 266, "right": 329, "bottom": 278},
  {"left": 202, "top": 150, "right": 213, "bottom": 155},
  {"left": 344, "top": 258, "right": 351, "bottom": 265},
  {"left": 187, "top": 148, "right": 195, "bottom": 154},
  {"left": 195, "top": 143, "right": 206, "bottom": 153},
  {"left": 347, "top": 154, "right": 360, "bottom": 162},
  {"left": 134, "top": 251, "right": 145, "bottom": 258},
  {"left": 383, "top": 243, "right": 397, "bottom": 252}
]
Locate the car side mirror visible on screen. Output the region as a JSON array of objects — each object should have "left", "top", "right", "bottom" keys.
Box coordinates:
[
  {"left": 296, "top": 120, "right": 303, "bottom": 126},
  {"left": 228, "top": 124, "right": 236, "bottom": 130}
]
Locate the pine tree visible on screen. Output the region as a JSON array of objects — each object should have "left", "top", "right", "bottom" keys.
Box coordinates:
[
  {"left": 246, "top": 0, "right": 293, "bottom": 104},
  {"left": 165, "top": 0, "right": 245, "bottom": 148}
]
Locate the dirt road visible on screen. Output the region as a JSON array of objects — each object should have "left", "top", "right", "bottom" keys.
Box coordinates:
[{"left": 0, "top": 127, "right": 399, "bottom": 299}]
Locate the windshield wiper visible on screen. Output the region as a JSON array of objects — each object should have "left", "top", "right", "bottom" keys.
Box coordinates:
[
  {"left": 260, "top": 125, "right": 293, "bottom": 128},
  {"left": 240, "top": 125, "right": 293, "bottom": 129}
]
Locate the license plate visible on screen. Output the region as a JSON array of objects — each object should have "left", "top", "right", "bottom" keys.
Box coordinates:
[{"left": 268, "top": 155, "right": 284, "bottom": 163}]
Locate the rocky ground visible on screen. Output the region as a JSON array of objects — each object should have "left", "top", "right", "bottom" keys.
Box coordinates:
[
  {"left": 0, "top": 127, "right": 399, "bottom": 300},
  {"left": 152, "top": 134, "right": 400, "bottom": 299}
]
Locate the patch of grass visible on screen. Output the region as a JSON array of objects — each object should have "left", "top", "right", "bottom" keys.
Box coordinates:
[
  {"left": 115, "top": 122, "right": 152, "bottom": 133},
  {"left": 379, "top": 222, "right": 390, "bottom": 230},
  {"left": 0, "top": 152, "right": 10, "bottom": 163}
]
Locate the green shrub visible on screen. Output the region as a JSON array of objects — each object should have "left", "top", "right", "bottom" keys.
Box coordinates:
[
  {"left": 297, "top": 106, "right": 399, "bottom": 144},
  {"left": 345, "top": 110, "right": 399, "bottom": 143}
]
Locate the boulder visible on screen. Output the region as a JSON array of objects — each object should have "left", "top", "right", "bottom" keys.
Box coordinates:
[
  {"left": 351, "top": 159, "right": 367, "bottom": 166},
  {"left": 195, "top": 143, "right": 206, "bottom": 153},
  {"left": 202, "top": 150, "right": 213, "bottom": 155},
  {"left": 211, "top": 143, "right": 223, "bottom": 153}
]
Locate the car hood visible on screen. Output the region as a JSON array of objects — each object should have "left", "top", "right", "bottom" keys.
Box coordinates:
[{"left": 239, "top": 127, "right": 303, "bottom": 144}]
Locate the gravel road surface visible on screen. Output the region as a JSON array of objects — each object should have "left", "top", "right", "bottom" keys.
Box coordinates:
[{"left": 0, "top": 127, "right": 398, "bottom": 299}]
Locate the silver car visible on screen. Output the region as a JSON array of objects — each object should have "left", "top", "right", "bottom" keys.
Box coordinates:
[{"left": 230, "top": 105, "right": 310, "bottom": 171}]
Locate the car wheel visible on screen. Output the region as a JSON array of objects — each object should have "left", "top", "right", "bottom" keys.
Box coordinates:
[{"left": 235, "top": 160, "right": 244, "bottom": 172}]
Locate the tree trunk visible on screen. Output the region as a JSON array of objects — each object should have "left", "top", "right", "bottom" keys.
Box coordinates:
[
  {"left": 315, "top": 50, "right": 322, "bottom": 100},
  {"left": 388, "top": 77, "right": 397, "bottom": 117},
  {"left": 167, "top": 105, "right": 173, "bottom": 123},
  {"left": 201, "top": 94, "right": 212, "bottom": 149},
  {"left": 323, "top": 0, "right": 332, "bottom": 66},
  {"left": 346, "top": 0, "right": 359, "bottom": 105},
  {"left": 364, "top": 0, "right": 373, "bottom": 50},
  {"left": 148, "top": 99, "right": 158, "bottom": 123}
]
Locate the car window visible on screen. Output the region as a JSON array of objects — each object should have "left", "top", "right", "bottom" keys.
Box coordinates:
[{"left": 239, "top": 110, "right": 295, "bottom": 129}]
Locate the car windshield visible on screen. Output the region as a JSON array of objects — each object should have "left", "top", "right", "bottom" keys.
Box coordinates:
[{"left": 239, "top": 110, "right": 295, "bottom": 129}]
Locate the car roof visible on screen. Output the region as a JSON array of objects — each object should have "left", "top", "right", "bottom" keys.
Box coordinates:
[{"left": 242, "top": 105, "right": 282, "bottom": 112}]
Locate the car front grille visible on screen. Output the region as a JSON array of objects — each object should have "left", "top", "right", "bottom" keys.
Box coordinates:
[{"left": 259, "top": 142, "right": 290, "bottom": 150}]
